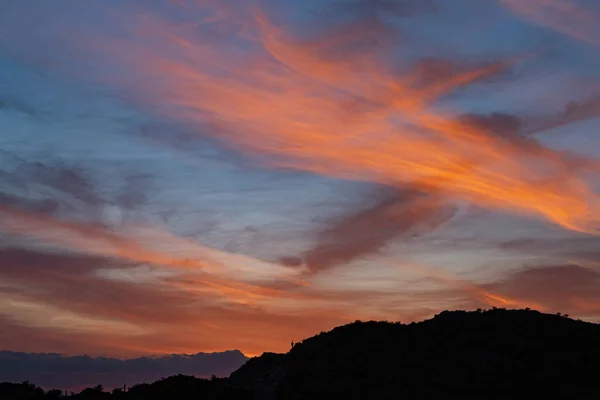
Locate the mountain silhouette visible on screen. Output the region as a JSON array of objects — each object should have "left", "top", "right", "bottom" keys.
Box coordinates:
[
  {"left": 3, "top": 309, "right": 600, "bottom": 399},
  {"left": 0, "top": 350, "right": 248, "bottom": 391}
]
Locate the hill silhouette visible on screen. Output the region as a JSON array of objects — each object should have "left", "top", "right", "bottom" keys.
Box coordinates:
[{"left": 3, "top": 309, "right": 600, "bottom": 399}]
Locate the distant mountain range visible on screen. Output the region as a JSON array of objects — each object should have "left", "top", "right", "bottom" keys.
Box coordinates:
[
  {"left": 0, "top": 350, "right": 247, "bottom": 391},
  {"left": 3, "top": 308, "right": 600, "bottom": 399}
]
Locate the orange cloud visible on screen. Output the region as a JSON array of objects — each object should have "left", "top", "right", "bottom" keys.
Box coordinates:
[
  {"left": 0, "top": 205, "right": 307, "bottom": 306},
  {"left": 0, "top": 245, "right": 395, "bottom": 356},
  {"left": 0, "top": 204, "right": 209, "bottom": 271},
  {"left": 84, "top": 4, "right": 600, "bottom": 236},
  {"left": 1, "top": 241, "right": 592, "bottom": 358}
]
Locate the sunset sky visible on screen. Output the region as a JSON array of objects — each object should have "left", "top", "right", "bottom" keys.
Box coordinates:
[{"left": 0, "top": 0, "right": 599, "bottom": 359}]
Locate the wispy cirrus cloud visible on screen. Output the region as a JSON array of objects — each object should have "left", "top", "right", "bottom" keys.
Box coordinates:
[
  {"left": 67, "top": 1, "right": 599, "bottom": 235},
  {"left": 0, "top": 240, "right": 391, "bottom": 357},
  {"left": 479, "top": 264, "right": 600, "bottom": 317},
  {"left": 500, "top": 0, "right": 600, "bottom": 48},
  {"left": 282, "top": 186, "right": 456, "bottom": 273}
]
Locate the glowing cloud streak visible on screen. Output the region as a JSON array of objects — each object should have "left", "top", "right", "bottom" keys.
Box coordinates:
[
  {"left": 83, "top": 5, "right": 600, "bottom": 235},
  {"left": 0, "top": 205, "right": 304, "bottom": 305}
]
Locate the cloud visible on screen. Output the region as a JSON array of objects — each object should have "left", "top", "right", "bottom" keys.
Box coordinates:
[
  {"left": 458, "top": 96, "right": 600, "bottom": 177},
  {"left": 323, "top": 0, "right": 438, "bottom": 18},
  {"left": 308, "top": 0, "right": 436, "bottom": 37},
  {"left": 1, "top": 232, "right": 599, "bottom": 365},
  {"left": 496, "top": 233, "right": 600, "bottom": 268},
  {"left": 0, "top": 207, "right": 309, "bottom": 304},
  {"left": 459, "top": 112, "right": 523, "bottom": 140},
  {"left": 0, "top": 151, "right": 153, "bottom": 226},
  {"left": 0, "top": 245, "right": 348, "bottom": 355},
  {"left": 284, "top": 185, "right": 456, "bottom": 273},
  {"left": 1, "top": 0, "right": 600, "bottom": 368},
  {"left": 500, "top": 0, "right": 600, "bottom": 48},
  {"left": 0, "top": 242, "right": 540, "bottom": 360},
  {"left": 0, "top": 205, "right": 200, "bottom": 272},
  {"left": 407, "top": 56, "right": 514, "bottom": 96},
  {"left": 278, "top": 94, "right": 599, "bottom": 275},
  {"left": 484, "top": 264, "right": 600, "bottom": 316},
  {"left": 72, "top": 2, "right": 600, "bottom": 235},
  {"left": 305, "top": 0, "right": 438, "bottom": 52},
  {"left": 525, "top": 95, "right": 600, "bottom": 135},
  {"left": 0, "top": 247, "right": 185, "bottom": 327}
]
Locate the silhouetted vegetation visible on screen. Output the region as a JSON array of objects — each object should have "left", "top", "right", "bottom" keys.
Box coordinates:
[{"left": 3, "top": 309, "right": 600, "bottom": 399}]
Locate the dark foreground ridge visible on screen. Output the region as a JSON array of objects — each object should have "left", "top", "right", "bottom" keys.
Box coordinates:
[{"left": 3, "top": 308, "right": 600, "bottom": 399}]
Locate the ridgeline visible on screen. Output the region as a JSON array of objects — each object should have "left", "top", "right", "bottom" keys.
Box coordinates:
[{"left": 3, "top": 308, "right": 600, "bottom": 399}]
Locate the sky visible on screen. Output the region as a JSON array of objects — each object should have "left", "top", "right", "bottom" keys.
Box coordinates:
[{"left": 0, "top": 0, "right": 599, "bottom": 362}]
